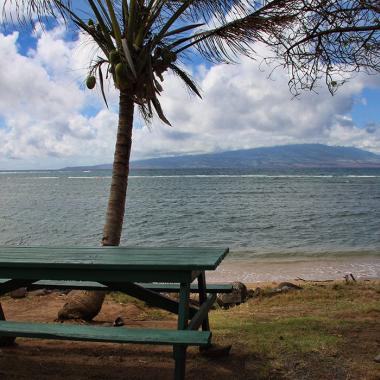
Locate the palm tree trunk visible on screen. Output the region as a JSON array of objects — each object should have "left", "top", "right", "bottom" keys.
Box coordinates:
[
  {"left": 102, "top": 92, "right": 134, "bottom": 246},
  {"left": 57, "top": 92, "right": 134, "bottom": 321}
]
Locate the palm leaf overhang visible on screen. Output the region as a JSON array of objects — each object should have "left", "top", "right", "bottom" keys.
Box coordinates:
[
  {"left": 4, "top": 1, "right": 380, "bottom": 119},
  {"left": 2, "top": 0, "right": 295, "bottom": 125}
]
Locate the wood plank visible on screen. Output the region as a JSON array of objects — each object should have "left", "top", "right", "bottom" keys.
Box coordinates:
[
  {"left": 174, "top": 282, "right": 191, "bottom": 379},
  {"left": 0, "top": 279, "right": 37, "bottom": 296},
  {"left": 0, "top": 247, "right": 229, "bottom": 271},
  {"left": 0, "top": 268, "right": 194, "bottom": 283},
  {"left": 0, "top": 321, "right": 211, "bottom": 346},
  {"left": 0, "top": 303, "right": 15, "bottom": 346},
  {"left": 197, "top": 272, "right": 210, "bottom": 331},
  {"left": 188, "top": 294, "right": 217, "bottom": 331},
  {"left": 0, "top": 280, "right": 232, "bottom": 294},
  {"left": 140, "top": 283, "right": 232, "bottom": 293}
]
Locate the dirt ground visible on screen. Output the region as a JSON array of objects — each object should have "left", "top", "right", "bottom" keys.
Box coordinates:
[
  {"left": 0, "top": 292, "right": 251, "bottom": 380},
  {"left": 0, "top": 281, "right": 379, "bottom": 380}
]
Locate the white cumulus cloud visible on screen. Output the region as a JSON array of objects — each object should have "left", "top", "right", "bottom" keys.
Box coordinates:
[
  {"left": 132, "top": 49, "right": 380, "bottom": 159},
  {"left": 0, "top": 27, "right": 379, "bottom": 170}
]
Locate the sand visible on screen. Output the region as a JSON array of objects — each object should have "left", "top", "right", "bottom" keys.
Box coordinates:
[{"left": 207, "top": 256, "right": 380, "bottom": 283}]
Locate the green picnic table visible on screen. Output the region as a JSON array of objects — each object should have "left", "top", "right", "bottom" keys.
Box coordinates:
[{"left": 0, "top": 246, "right": 230, "bottom": 380}]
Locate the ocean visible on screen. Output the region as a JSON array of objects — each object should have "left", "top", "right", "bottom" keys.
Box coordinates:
[{"left": 1, "top": 168, "right": 379, "bottom": 281}]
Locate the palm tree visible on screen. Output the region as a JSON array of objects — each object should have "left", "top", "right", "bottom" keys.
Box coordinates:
[{"left": 4, "top": 0, "right": 380, "bottom": 319}]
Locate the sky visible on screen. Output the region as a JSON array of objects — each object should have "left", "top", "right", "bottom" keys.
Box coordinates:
[{"left": 0, "top": 4, "right": 380, "bottom": 170}]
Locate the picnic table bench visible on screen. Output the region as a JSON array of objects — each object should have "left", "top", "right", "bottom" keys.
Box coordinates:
[{"left": 0, "top": 246, "right": 230, "bottom": 380}]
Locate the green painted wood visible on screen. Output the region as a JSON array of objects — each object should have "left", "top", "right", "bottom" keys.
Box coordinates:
[
  {"left": 174, "top": 282, "right": 191, "bottom": 380},
  {"left": 0, "top": 279, "right": 37, "bottom": 296},
  {"left": 0, "top": 303, "right": 16, "bottom": 346},
  {"left": 0, "top": 280, "right": 232, "bottom": 294},
  {"left": 0, "top": 247, "right": 229, "bottom": 271},
  {"left": 177, "top": 282, "right": 190, "bottom": 330},
  {"left": 0, "top": 321, "right": 211, "bottom": 346},
  {"left": 197, "top": 272, "right": 211, "bottom": 332},
  {"left": 0, "top": 268, "right": 194, "bottom": 283},
  {"left": 141, "top": 282, "right": 232, "bottom": 293},
  {"left": 188, "top": 294, "right": 217, "bottom": 331}
]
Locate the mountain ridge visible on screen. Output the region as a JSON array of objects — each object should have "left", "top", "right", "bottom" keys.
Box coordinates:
[{"left": 61, "top": 144, "right": 380, "bottom": 170}]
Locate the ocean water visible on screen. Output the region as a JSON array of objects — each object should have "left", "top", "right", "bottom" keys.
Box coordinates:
[{"left": 0, "top": 168, "right": 380, "bottom": 267}]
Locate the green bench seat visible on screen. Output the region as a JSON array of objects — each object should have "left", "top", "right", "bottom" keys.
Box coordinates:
[
  {"left": 0, "top": 246, "right": 231, "bottom": 380},
  {"left": 0, "top": 321, "right": 211, "bottom": 346},
  {"left": 0, "top": 279, "right": 232, "bottom": 293}
]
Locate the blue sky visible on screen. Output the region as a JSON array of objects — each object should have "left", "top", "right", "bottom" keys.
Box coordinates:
[
  {"left": 0, "top": 4, "right": 379, "bottom": 170},
  {"left": 351, "top": 89, "right": 380, "bottom": 130}
]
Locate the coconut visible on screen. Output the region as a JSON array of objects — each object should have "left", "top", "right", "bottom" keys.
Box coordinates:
[
  {"left": 168, "top": 51, "right": 177, "bottom": 63},
  {"left": 115, "top": 63, "right": 128, "bottom": 90},
  {"left": 161, "top": 49, "right": 172, "bottom": 63},
  {"left": 109, "top": 50, "right": 120, "bottom": 65},
  {"left": 86, "top": 75, "right": 96, "bottom": 90}
]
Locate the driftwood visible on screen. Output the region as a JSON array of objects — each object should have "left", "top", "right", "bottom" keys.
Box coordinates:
[
  {"left": 277, "top": 282, "right": 302, "bottom": 290},
  {"left": 296, "top": 277, "right": 334, "bottom": 282},
  {"left": 344, "top": 273, "right": 357, "bottom": 283},
  {"left": 262, "top": 282, "right": 303, "bottom": 298},
  {"left": 296, "top": 273, "right": 358, "bottom": 283}
]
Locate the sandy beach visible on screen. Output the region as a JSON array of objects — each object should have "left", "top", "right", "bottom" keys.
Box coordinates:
[{"left": 208, "top": 255, "right": 380, "bottom": 282}]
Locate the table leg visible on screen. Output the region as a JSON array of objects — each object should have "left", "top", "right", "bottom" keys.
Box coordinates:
[
  {"left": 197, "top": 272, "right": 210, "bottom": 332},
  {"left": 174, "top": 282, "right": 190, "bottom": 380},
  {"left": 0, "top": 303, "right": 15, "bottom": 346}
]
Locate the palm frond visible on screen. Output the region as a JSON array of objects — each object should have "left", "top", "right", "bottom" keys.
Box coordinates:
[
  {"left": 7, "top": 0, "right": 380, "bottom": 114},
  {"left": 152, "top": 96, "right": 172, "bottom": 126},
  {"left": 97, "top": 62, "right": 108, "bottom": 108},
  {"left": 185, "top": 0, "right": 251, "bottom": 24},
  {"left": 169, "top": 63, "right": 202, "bottom": 98},
  {"left": 164, "top": 22, "right": 204, "bottom": 38},
  {"left": 174, "top": 3, "right": 295, "bottom": 63},
  {"left": 138, "top": 96, "right": 156, "bottom": 127},
  {"left": 2, "top": 0, "right": 70, "bottom": 25}
]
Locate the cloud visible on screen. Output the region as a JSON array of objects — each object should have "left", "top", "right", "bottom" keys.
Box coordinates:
[
  {"left": 0, "top": 26, "right": 119, "bottom": 169},
  {"left": 0, "top": 27, "right": 379, "bottom": 170},
  {"left": 366, "top": 122, "right": 379, "bottom": 134},
  {"left": 0, "top": 0, "right": 43, "bottom": 24},
  {"left": 132, "top": 49, "right": 380, "bottom": 159}
]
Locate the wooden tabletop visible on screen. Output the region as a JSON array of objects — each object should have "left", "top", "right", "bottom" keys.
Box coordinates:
[{"left": 0, "top": 246, "right": 229, "bottom": 271}]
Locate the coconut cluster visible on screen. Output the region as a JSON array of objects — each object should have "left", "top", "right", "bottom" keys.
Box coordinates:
[{"left": 84, "top": 19, "right": 177, "bottom": 112}]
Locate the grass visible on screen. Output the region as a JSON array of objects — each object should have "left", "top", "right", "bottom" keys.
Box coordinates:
[
  {"left": 212, "top": 315, "right": 342, "bottom": 353},
  {"left": 1, "top": 279, "right": 379, "bottom": 379},
  {"left": 108, "top": 280, "right": 380, "bottom": 378},
  {"left": 209, "top": 280, "right": 380, "bottom": 379}
]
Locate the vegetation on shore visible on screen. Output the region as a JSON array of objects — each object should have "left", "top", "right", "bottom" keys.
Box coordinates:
[
  {"left": 208, "top": 280, "right": 380, "bottom": 379},
  {"left": 1, "top": 280, "right": 379, "bottom": 379},
  {"left": 111, "top": 279, "right": 380, "bottom": 379}
]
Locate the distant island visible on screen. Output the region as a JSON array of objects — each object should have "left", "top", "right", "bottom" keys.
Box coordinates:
[{"left": 61, "top": 144, "right": 380, "bottom": 170}]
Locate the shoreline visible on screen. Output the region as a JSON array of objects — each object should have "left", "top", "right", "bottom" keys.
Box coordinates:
[{"left": 207, "top": 255, "right": 380, "bottom": 283}]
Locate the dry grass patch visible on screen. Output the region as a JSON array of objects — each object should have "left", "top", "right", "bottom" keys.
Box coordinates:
[{"left": 210, "top": 280, "right": 380, "bottom": 379}]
